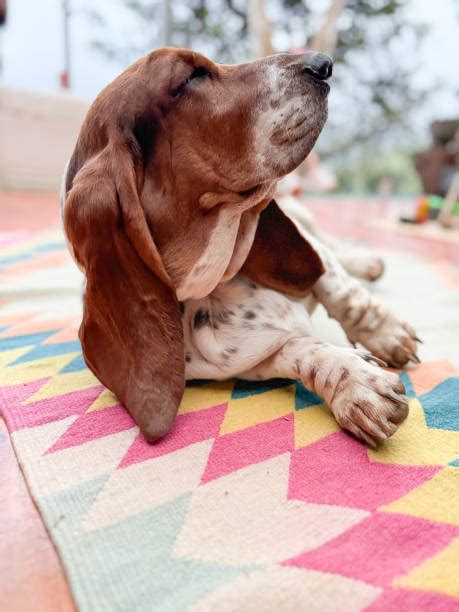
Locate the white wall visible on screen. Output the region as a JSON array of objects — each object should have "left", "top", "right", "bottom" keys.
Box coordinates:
[{"left": 0, "top": 86, "right": 88, "bottom": 191}]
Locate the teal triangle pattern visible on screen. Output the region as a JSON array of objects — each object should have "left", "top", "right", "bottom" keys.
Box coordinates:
[
  {"left": 294, "top": 382, "right": 323, "bottom": 409},
  {"left": 0, "top": 330, "right": 57, "bottom": 351},
  {"left": 420, "top": 377, "right": 459, "bottom": 431},
  {"left": 11, "top": 340, "right": 81, "bottom": 365},
  {"left": 60, "top": 354, "right": 87, "bottom": 373},
  {"left": 399, "top": 371, "right": 415, "bottom": 398},
  {"left": 39, "top": 484, "right": 250, "bottom": 612},
  {"left": 232, "top": 378, "right": 292, "bottom": 399},
  {"left": 232, "top": 378, "right": 323, "bottom": 408}
]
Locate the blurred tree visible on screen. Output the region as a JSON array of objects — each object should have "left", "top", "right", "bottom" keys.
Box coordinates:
[
  {"left": 336, "top": 148, "right": 421, "bottom": 193},
  {"left": 247, "top": 0, "right": 274, "bottom": 58},
  {"left": 89, "top": 0, "right": 430, "bottom": 160}
]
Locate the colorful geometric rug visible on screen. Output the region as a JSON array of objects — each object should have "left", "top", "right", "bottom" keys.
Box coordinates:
[{"left": 1, "top": 229, "right": 459, "bottom": 611}]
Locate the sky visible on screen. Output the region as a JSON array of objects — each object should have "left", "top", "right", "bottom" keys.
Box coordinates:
[{"left": 1, "top": 0, "right": 458, "bottom": 121}]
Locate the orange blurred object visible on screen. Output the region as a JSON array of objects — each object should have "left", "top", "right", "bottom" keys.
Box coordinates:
[{"left": 415, "top": 195, "right": 429, "bottom": 223}]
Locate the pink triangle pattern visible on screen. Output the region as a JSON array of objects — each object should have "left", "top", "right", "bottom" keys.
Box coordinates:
[
  {"left": 0, "top": 377, "right": 50, "bottom": 407},
  {"left": 0, "top": 311, "right": 39, "bottom": 329},
  {"left": 118, "top": 402, "right": 228, "bottom": 469},
  {"left": 201, "top": 415, "right": 293, "bottom": 484},
  {"left": 366, "top": 587, "right": 459, "bottom": 612},
  {"left": 4, "top": 384, "right": 104, "bottom": 432},
  {"left": 42, "top": 324, "right": 80, "bottom": 344},
  {"left": 288, "top": 431, "right": 440, "bottom": 511},
  {"left": 0, "top": 230, "right": 30, "bottom": 248},
  {"left": 0, "top": 317, "right": 75, "bottom": 339},
  {"left": 1, "top": 252, "right": 67, "bottom": 284},
  {"left": 283, "top": 512, "right": 459, "bottom": 587},
  {"left": 45, "top": 405, "right": 136, "bottom": 454}
]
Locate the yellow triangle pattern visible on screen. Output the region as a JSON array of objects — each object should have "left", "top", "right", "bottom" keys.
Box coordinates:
[
  {"left": 87, "top": 388, "right": 119, "bottom": 413},
  {"left": 294, "top": 403, "right": 340, "bottom": 449},
  {"left": 219, "top": 385, "right": 295, "bottom": 435},
  {"left": 1, "top": 352, "right": 80, "bottom": 387},
  {"left": 178, "top": 381, "right": 234, "bottom": 415},
  {"left": 25, "top": 368, "right": 100, "bottom": 404},
  {"left": 381, "top": 467, "right": 459, "bottom": 526},
  {"left": 395, "top": 537, "right": 459, "bottom": 598},
  {"left": 0, "top": 346, "right": 33, "bottom": 368},
  {"left": 368, "top": 399, "right": 459, "bottom": 466}
]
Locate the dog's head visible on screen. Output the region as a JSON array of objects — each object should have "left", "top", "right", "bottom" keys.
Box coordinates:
[
  {"left": 142, "top": 48, "right": 331, "bottom": 189},
  {"left": 63, "top": 48, "right": 332, "bottom": 441}
]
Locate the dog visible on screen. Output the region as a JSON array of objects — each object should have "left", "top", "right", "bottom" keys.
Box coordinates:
[{"left": 62, "top": 47, "right": 419, "bottom": 448}]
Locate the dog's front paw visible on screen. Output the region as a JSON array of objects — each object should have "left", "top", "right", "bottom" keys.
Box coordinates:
[
  {"left": 348, "top": 313, "right": 420, "bottom": 368},
  {"left": 329, "top": 349, "right": 409, "bottom": 447}
]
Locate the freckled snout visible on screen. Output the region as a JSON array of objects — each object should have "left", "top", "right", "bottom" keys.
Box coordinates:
[{"left": 302, "top": 52, "right": 333, "bottom": 81}]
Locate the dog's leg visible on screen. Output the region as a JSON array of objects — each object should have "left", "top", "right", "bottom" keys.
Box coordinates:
[
  {"left": 302, "top": 232, "right": 419, "bottom": 367},
  {"left": 332, "top": 249, "right": 385, "bottom": 282},
  {"left": 240, "top": 337, "right": 409, "bottom": 447}
]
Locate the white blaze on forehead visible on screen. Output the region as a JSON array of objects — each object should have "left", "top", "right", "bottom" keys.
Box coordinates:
[{"left": 266, "top": 61, "right": 283, "bottom": 91}]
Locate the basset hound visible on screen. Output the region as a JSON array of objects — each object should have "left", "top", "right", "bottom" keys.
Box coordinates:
[{"left": 62, "top": 47, "right": 419, "bottom": 448}]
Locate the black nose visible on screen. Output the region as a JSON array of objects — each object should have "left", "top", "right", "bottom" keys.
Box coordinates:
[{"left": 303, "top": 53, "right": 333, "bottom": 80}]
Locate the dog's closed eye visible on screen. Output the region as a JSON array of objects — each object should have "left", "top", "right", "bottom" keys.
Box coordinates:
[
  {"left": 189, "top": 66, "right": 211, "bottom": 81},
  {"left": 171, "top": 66, "right": 212, "bottom": 99}
]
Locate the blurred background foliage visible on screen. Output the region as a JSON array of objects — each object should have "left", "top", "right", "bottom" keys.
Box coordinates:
[{"left": 336, "top": 149, "right": 421, "bottom": 194}]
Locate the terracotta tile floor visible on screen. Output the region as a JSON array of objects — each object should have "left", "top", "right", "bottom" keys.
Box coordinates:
[
  {"left": 0, "top": 192, "right": 62, "bottom": 232},
  {"left": 0, "top": 191, "right": 458, "bottom": 610}
]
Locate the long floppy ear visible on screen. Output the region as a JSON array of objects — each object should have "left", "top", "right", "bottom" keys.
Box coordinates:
[
  {"left": 241, "top": 199, "right": 325, "bottom": 297},
  {"left": 64, "top": 142, "right": 184, "bottom": 442}
]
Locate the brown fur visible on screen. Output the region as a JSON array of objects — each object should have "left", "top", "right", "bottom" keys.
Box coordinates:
[{"left": 242, "top": 201, "right": 325, "bottom": 297}]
